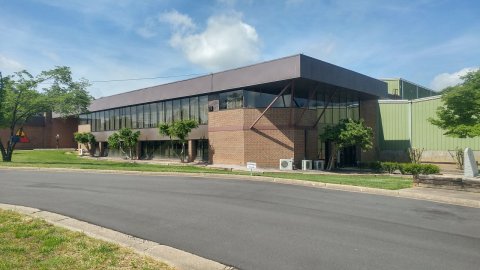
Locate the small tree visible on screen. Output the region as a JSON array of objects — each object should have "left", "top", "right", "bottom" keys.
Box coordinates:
[
  {"left": 320, "top": 119, "right": 373, "bottom": 170},
  {"left": 159, "top": 119, "right": 199, "bottom": 162},
  {"left": 73, "top": 132, "right": 96, "bottom": 156},
  {"left": 429, "top": 70, "right": 480, "bottom": 138},
  {"left": 107, "top": 128, "right": 140, "bottom": 160},
  {"left": 407, "top": 147, "right": 424, "bottom": 164}
]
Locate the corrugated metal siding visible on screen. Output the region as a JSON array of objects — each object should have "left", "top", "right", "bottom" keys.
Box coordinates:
[
  {"left": 378, "top": 102, "right": 410, "bottom": 151},
  {"left": 411, "top": 98, "right": 480, "bottom": 150}
]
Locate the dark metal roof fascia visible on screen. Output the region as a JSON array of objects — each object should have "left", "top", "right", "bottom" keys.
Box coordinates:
[{"left": 299, "top": 54, "right": 387, "bottom": 98}]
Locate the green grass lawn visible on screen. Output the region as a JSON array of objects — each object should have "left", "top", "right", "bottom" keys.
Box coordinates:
[
  {"left": 0, "top": 209, "right": 174, "bottom": 270},
  {"left": 0, "top": 150, "right": 412, "bottom": 190}
]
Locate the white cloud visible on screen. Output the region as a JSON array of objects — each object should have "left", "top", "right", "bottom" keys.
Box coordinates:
[
  {"left": 161, "top": 11, "right": 261, "bottom": 71},
  {"left": 159, "top": 10, "right": 196, "bottom": 33},
  {"left": 0, "top": 54, "right": 23, "bottom": 72},
  {"left": 430, "top": 67, "right": 479, "bottom": 91}
]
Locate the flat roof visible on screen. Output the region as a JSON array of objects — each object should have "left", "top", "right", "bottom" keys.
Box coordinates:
[{"left": 89, "top": 54, "right": 387, "bottom": 111}]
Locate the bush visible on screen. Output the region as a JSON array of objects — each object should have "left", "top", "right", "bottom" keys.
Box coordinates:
[
  {"left": 368, "top": 161, "right": 383, "bottom": 173},
  {"left": 381, "top": 162, "right": 399, "bottom": 174},
  {"left": 398, "top": 163, "right": 440, "bottom": 176},
  {"left": 421, "top": 164, "right": 441, "bottom": 174}
]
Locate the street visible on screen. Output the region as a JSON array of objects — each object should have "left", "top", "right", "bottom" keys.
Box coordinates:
[{"left": 1, "top": 169, "right": 479, "bottom": 270}]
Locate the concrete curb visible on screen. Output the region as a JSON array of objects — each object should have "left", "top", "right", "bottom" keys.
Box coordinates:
[
  {"left": 0, "top": 203, "right": 236, "bottom": 270},
  {"left": 1, "top": 166, "right": 479, "bottom": 208}
]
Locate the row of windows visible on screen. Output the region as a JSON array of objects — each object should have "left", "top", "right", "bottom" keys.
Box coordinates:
[
  {"left": 80, "top": 95, "right": 208, "bottom": 132},
  {"left": 81, "top": 89, "right": 360, "bottom": 132},
  {"left": 218, "top": 89, "right": 360, "bottom": 113}
]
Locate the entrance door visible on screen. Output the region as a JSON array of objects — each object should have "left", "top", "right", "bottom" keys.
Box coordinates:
[{"left": 340, "top": 146, "right": 357, "bottom": 167}]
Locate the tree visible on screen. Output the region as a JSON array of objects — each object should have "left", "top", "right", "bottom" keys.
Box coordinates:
[
  {"left": 159, "top": 119, "right": 199, "bottom": 162},
  {"left": 107, "top": 128, "right": 140, "bottom": 160},
  {"left": 320, "top": 118, "right": 373, "bottom": 170},
  {"left": 429, "top": 70, "right": 480, "bottom": 138},
  {"left": 0, "top": 67, "right": 92, "bottom": 162},
  {"left": 74, "top": 132, "right": 96, "bottom": 156}
]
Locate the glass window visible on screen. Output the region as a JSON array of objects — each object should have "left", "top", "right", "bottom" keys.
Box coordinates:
[
  {"left": 143, "top": 104, "right": 150, "bottom": 128},
  {"left": 158, "top": 102, "right": 165, "bottom": 124},
  {"left": 99, "top": 111, "right": 104, "bottom": 132},
  {"left": 220, "top": 90, "right": 243, "bottom": 110},
  {"left": 199, "top": 95, "right": 208, "bottom": 124},
  {"left": 137, "top": 105, "right": 144, "bottom": 129},
  {"left": 244, "top": 90, "right": 288, "bottom": 108},
  {"left": 189, "top": 96, "right": 199, "bottom": 122},
  {"left": 150, "top": 103, "right": 157, "bottom": 128},
  {"left": 339, "top": 94, "right": 347, "bottom": 120},
  {"left": 109, "top": 110, "right": 114, "bottom": 130},
  {"left": 165, "top": 100, "right": 173, "bottom": 123},
  {"left": 125, "top": 107, "right": 131, "bottom": 128},
  {"left": 131, "top": 106, "right": 137, "bottom": 129},
  {"left": 181, "top": 98, "right": 189, "bottom": 120},
  {"left": 332, "top": 95, "right": 340, "bottom": 124},
  {"left": 91, "top": 112, "right": 96, "bottom": 131},
  {"left": 104, "top": 110, "right": 110, "bottom": 131},
  {"left": 173, "top": 99, "right": 181, "bottom": 122},
  {"left": 114, "top": 109, "right": 120, "bottom": 130}
]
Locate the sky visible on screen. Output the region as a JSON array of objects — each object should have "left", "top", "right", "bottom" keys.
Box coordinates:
[{"left": 0, "top": 0, "right": 479, "bottom": 98}]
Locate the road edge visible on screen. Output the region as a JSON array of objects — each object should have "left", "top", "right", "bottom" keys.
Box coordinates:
[
  {"left": 1, "top": 166, "right": 479, "bottom": 208},
  {"left": 0, "top": 203, "right": 236, "bottom": 270}
]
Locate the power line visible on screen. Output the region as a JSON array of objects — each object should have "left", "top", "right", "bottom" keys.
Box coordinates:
[
  {"left": 90, "top": 73, "right": 207, "bottom": 83},
  {"left": 38, "top": 72, "right": 207, "bottom": 85}
]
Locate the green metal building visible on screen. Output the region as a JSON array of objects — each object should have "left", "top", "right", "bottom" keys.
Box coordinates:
[
  {"left": 376, "top": 96, "right": 480, "bottom": 162},
  {"left": 381, "top": 78, "right": 437, "bottom": 100}
]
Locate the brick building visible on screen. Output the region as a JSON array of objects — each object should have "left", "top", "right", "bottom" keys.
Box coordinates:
[
  {"left": 0, "top": 113, "right": 78, "bottom": 150},
  {"left": 79, "top": 54, "right": 387, "bottom": 168}
]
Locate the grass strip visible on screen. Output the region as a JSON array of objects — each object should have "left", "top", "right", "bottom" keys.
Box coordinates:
[{"left": 0, "top": 209, "right": 174, "bottom": 270}]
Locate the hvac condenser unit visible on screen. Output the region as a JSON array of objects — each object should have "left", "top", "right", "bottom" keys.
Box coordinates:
[
  {"left": 279, "top": 159, "right": 293, "bottom": 170},
  {"left": 313, "top": 160, "right": 325, "bottom": 170},
  {"left": 302, "top": 160, "right": 312, "bottom": 170}
]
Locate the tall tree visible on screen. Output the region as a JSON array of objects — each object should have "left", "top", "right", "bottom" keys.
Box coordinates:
[
  {"left": 159, "top": 119, "right": 199, "bottom": 162},
  {"left": 429, "top": 70, "right": 480, "bottom": 138},
  {"left": 320, "top": 118, "right": 373, "bottom": 170},
  {"left": 0, "top": 67, "right": 92, "bottom": 162}
]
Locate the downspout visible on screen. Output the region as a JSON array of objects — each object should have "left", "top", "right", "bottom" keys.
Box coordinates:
[{"left": 408, "top": 100, "right": 412, "bottom": 148}]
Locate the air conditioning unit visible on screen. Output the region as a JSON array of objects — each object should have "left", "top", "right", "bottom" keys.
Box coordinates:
[
  {"left": 279, "top": 159, "right": 293, "bottom": 170},
  {"left": 302, "top": 160, "right": 312, "bottom": 170},
  {"left": 313, "top": 160, "right": 325, "bottom": 170}
]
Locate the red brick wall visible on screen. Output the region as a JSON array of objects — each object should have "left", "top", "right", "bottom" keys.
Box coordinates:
[
  {"left": 208, "top": 108, "right": 318, "bottom": 168},
  {"left": 0, "top": 116, "right": 78, "bottom": 150}
]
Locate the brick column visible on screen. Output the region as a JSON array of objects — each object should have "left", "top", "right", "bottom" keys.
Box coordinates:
[
  {"left": 188, "top": 140, "right": 197, "bottom": 162},
  {"left": 135, "top": 142, "right": 142, "bottom": 160},
  {"left": 99, "top": 142, "right": 106, "bottom": 157}
]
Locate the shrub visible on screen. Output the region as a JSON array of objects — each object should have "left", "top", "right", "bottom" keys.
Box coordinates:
[
  {"left": 381, "top": 162, "right": 399, "bottom": 174},
  {"left": 421, "top": 164, "right": 441, "bottom": 174},
  {"left": 398, "top": 163, "right": 440, "bottom": 176},
  {"left": 368, "top": 161, "right": 384, "bottom": 173}
]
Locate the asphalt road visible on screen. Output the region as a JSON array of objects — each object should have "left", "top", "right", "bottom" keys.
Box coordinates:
[{"left": 1, "top": 170, "right": 479, "bottom": 270}]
